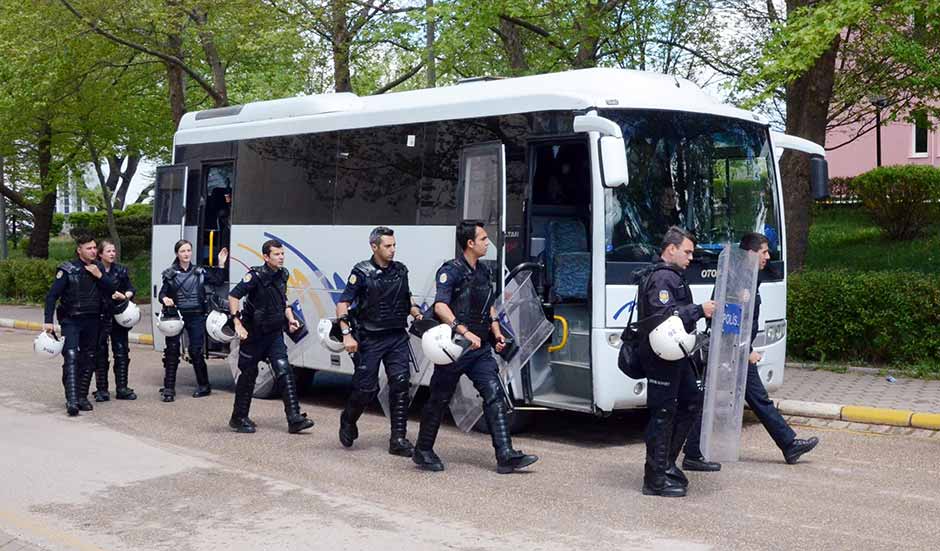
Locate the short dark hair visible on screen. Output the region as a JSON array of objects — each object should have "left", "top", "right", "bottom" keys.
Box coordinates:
[
  {"left": 456, "top": 220, "right": 485, "bottom": 251},
  {"left": 739, "top": 232, "right": 769, "bottom": 253},
  {"left": 75, "top": 234, "right": 95, "bottom": 247},
  {"left": 369, "top": 226, "right": 394, "bottom": 247},
  {"left": 660, "top": 226, "right": 695, "bottom": 253},
  {"left": 173, "top": 239, "right": 192, "bottom": 254},
  {"left": 261, "top": 239, "right": 283, "bottom": 256}
]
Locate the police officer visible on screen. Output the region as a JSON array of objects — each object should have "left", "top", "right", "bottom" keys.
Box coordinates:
[
  {"left": 159, "top": 239, "right": 227, "bottom": 402},
  {"left": 680, "top": 232, "right": 819, "bottom": 468},
  {"left": 92, "top": 239, "right": 137, "bottom": 402},
  {"left": 228, "top": 239, "right": 314, "bottom": 434},
  {"left": 336, "top": 226, "right": 423, "bottom": 456},
  {"left": 412, "top": 220, "right": 538, "bottom": 474},
  {"left": 43, "top": 235, "right": 116, "bottom": 416},
  {"left": 636, "top": 226, "right": 715, "bottom": 497}
]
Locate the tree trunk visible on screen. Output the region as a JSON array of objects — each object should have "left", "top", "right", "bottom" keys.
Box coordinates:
[
  {"left": 192, "top": 9, "right": 228, "bottom": 107},
  {"left": 331, "top": 1, "right": 353, "bottom": 93},
  {"left": 27, "top": 121, "right": 56, "bottom": 259},
  {"left": 498, "top": 18, "right": 528, "bottom": 75},
  {"left": 113, "top": 154, "right": 140, "bottom": 210},
  {"left": 101, "top": 184, "right": 121, "bottom": 259},
  {"left": 426, "top": 0, "right": 436, "bottom": 87},
  {"left": 166, "top": 32, "right": 187, "bottom": 128},
  {"left": 781, "top": 4, "right": 840, "bottom": 273}
]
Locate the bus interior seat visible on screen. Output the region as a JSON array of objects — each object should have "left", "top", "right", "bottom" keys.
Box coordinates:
[{"left": 545, "top": 219, "right": 590, "bottom": 302}]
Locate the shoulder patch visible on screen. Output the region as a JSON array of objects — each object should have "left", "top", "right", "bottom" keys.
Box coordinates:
[
  {"left": 658, "top": 290, "right": 670, "bottom": 304},
  {"left": 439, "top": 273, "right": 447, "bottom": 284},
  {"left": 243, "top": 273, "right": 252, "bottom": 283},
  {"left": 348, "top": 274, "right": 357, "bottom": 285}
]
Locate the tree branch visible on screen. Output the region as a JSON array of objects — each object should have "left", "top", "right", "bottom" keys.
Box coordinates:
[{"left": 371, "top": 61, "right": 425, "bottom": 94}]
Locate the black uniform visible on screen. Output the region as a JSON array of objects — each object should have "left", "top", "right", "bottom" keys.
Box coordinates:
[
  {"left": 228, "top": 263, "right": 313, "bottom": 433},
  {"left": 158, "top": 261, "right": 225, "bottom": 401},
  {"left": 93, "top": 262, "right": 137, "bottom": 401},
  {"left": 44, "top": 258, "right": 116, "bottom": 416},
  {"left": 337, "top": 258, "right": 414, "bottom": 455},
  {"left": 411, "top": 256, "right": 537, "bottom": 474},
  {"left": 636, "top": 261, "right": 705, "bottom": 496}
]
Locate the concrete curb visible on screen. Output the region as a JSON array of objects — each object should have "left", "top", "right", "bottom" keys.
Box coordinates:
[
  {"left": 775, "top": 399, "right": 939, "bottom": 431},
  {"left": 0, "top": 317, "right": 153, "bottom": 346}
]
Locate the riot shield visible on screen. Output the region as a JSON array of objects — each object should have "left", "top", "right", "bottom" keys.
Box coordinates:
[
  {"left": 699, "top": 244, "right": 759, "bottom": 462},
  {"left": 448, "top": 273, "right": 553, "bottom": 432}
]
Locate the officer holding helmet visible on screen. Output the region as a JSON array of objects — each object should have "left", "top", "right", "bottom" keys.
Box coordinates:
[
  {"left": 93, "top": 238, "right": 138, "bottom": 402},
  {"left": 43, "top": 234, "right": 116, "bottom": 416},
  {"left": 227, "top": 239, "right": 314, "bottom": 434},
  {"left": 636, "top": 226, "right": 715, "bottom": 497},
  {"left": 336, "top": 226, "right": 423, "bottom": 456},
  {"left": 411, "top": 220, "right": 538, "bottom": 474}
]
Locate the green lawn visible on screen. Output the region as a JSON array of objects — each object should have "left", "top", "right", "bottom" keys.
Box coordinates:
[{"left": 804, "top": 207, "right": 940, "bottom": 273}]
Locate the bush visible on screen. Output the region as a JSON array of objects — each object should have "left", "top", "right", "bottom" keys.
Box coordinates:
[
  {"left": 51, "top": 213, "right": 65, "bottom": 236},
  {"left": 67, "top": 204, "right": 153, "bottom": 259},
  {"left": 788, "top": 270, "right": 940, "bottom": 371},
  {"left": 849, "top": 165, "right": 940, "bottom": 240},
  {"left": 0, "top": 258, "right": 60, "bottom": 302}
]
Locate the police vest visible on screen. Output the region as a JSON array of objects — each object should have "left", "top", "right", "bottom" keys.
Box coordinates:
[
  {"left": 447, "top": 259, "right": 494, "bottom": 337},
  {"left": 163, "top": 265, "right": 206, "bottom": 313},
  {"left": 58, "top": 260, "right": 102, "bottom": 318},
  {"left": 101, "top": 263, "right": 130, "bottom": 313},
  {"left": 243, "top": 265, "right": 288, "bottom": 334},
  {"left": 635, "top": 262, "right": 693, "bottom": 333},
  {"left": 352, "top": 260, "right": 411, "bottom": 332}
]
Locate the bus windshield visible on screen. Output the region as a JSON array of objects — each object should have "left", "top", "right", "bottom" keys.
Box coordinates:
[{"left": 601, "top": 109, "right": 780, "bottom": 263}]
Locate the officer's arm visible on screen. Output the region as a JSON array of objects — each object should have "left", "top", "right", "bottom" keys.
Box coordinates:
[
  {"left": 336, "top": 269, "right": 363, "bottom": 331},
  {"left": 44, "top": 272, "right": 67, "bottom": 324},
  {"left": 336, "top": 302, "right": 352, "bottom": 331},
  {"left": 433, "top": 302, "right": 463, "bottom": 332},
  {"left": 95, "top": 264, "right": 117, "bottom": 294},
  {"left": 158, "top": 277, "right": 172, "bottom": 302},
  {"left": 122, "top": 271, "right": 136, "bottom": 300},
  {"left": 644, "top": 275, "right": 703, "bottom": 324},
  {"left": 228, "top": 278, "right": 251, "bottom": 332},
  {"left": 489, "top": 306, "right": 504, "bottom": 340}
]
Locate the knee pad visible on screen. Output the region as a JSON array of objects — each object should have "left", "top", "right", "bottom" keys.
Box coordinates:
[
  {"left": 387, "top": 372, "right": 410, "bottom": 394},
  {"left": 478, "top": 380, "right": 504, "bottom": 408},
  {"left": 271, "top": 357, "right": 291, "bottom": 379}
]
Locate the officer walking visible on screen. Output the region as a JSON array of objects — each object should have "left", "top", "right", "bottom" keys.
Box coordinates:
[
  {"left": 158, "top": 239, "right": 227, "bottom": 402},
  {"left": 680, "top": 232, "right": 819, "bottom": 468},
  {"left": 43, "top": 235, "right": 116, "bottom": 416},
  {"left": 637, "top": 226, "right": 715, "bottom": 497},
  {"left": 411, "top": 220, "right": 538, "bottom": 474},
  {"left": 93, "top": 239, "right": 138, "bottom": 402},
  {"left": 336, "top": 227, "right": 423, "bottom": 456},
  {"left": 227, "top": 239, "right": 315, "bottom": 434}
]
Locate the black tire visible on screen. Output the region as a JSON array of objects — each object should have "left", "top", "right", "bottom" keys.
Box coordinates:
[{"left": 472, "top": 409, "right": 533, "bottom": 435}]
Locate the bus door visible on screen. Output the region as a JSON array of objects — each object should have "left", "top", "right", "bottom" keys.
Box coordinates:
[
  {"left": 151, "top": 164, "right": 189, "bottom": 350},
  {"left": 199, "top": 161, "right": 235, "bottom": 357},
  {"left": 456, "top": 142, "right": 506, "bottom": 289}
]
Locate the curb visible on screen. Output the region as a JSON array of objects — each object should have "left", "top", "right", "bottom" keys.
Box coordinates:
[
  {"left": 774, "top": 399, "right": 940, "bottom": 431},
  {"left": 0, "top": 317, "right": 153, "bottom": 346}
]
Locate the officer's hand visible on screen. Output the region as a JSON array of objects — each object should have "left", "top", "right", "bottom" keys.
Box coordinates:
[
  {"left": 749, "top": 351, "right": 763, "bottom": 365},
  {"left": 288, "top": 319, "right": 301, "bottom": 333},
  {"left": 464, "top": 331, "right": 482, "bottom": 350},
  {"left": 343, "top": 335, "right": 358, "bottom": 353},
  {"left": 235, "top": 323, "right": 248, "bottom": 341},
  {"left": 85, "top": 264, "right": 102, "bottom": 279},
  {"left": 112, "top": 291, "right": 126, "bottom": 301},
  {"left": 162, "top": 297, "right": 175, "bottom": 307},
  {"left": 494, "top": 333, "right": 506, "bottom": 353},
  {"left": 217, "top": 248, "right": 228, "bottom": 268},
  {"left": 701, "top": 300, "right": 716, "bottom": 319},
  {"left": 411, "top": 307, "right": 423, "bottom": 321},
  {"left": 43, "top": 323, "right": 55, "bottom": 334}
]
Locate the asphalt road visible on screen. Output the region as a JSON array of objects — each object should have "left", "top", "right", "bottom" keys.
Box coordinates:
[{"left": 2, "top": 328, "right": 939, "bottom": 551}]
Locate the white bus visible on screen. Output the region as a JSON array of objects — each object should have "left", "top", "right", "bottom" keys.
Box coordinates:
[{"left": 150, "top": 68, "right": 827, "bottom": 419}]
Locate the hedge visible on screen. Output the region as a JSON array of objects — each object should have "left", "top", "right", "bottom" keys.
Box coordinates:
[
  {"left": 788, "top": 270, "right": 940, "bottom": 370},
  {"left": 849, "top": 165, "right": 940, "bottom": 240},
  {"left": 0, "top": 259, "right": 60, "bottom": 303},
  {"left": 67, "top": 204, "right": 153, "bottom": 259}
]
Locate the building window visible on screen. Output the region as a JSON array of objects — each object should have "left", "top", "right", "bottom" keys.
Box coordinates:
[{"left": 913, "top": 122, "right": 929, "bottom": 157}]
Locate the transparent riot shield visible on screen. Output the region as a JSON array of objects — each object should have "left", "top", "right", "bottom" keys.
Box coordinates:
[
  {"left": 700, "top": 244, "right": 759, "bottom": 462},
  {"left": 448, "top": 273, "right": 553, "bottom": 432},
  {"left": 228, "top": 339, "right": 277, "bottom": 398}
]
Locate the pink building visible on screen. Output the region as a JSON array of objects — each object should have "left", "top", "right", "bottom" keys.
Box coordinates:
[{"left": 826, "top": 117, "right": 940, "bottom": 178}]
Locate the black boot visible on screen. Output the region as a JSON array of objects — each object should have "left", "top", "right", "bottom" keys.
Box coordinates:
[
  {"left": 481, "top": 381, "right": 538, "bottom": 474},
  {"left": 339, "top": 389, "right": 372, "bottom": 447},
  {"left": 161, "top": 339, "right": 180, "bottom": 402},
  {"left": 412, "top": 385, "right": 451, "bottom": 472},
  {"left": 783, "top": 436, "right": 819, "bottom": 464},
  {"left": 93, "top": 341, "right": 110, "bottom": 402},
  {"left": 273, "top": 359, "right": 314, "bottom": 434},
  {"left": 387, "top": 374, "right": 414, "bottom": 457},
  {"left": 62, "top": 349, "right": 80, "bottom": 416},
  {"left": 642, "top": 407, "right": 687, "bottom": 497},
  {"left": 191, "top": 354, "right": 212, "bottom": 398},
  {"left": 113, "top": 344, "right": 136, "bottom": 400},
  {"left": 77, "top": 358, "right": 94, "bottom": 412},
  {"left": 230, "top": 364, "right": 257, "bottom": 433},
  {"left": 667, "top": 402, "right": 697, "bottom": 486}
]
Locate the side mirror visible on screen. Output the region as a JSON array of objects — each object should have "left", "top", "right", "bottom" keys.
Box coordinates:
[
  {"left": 599, "top": 136, "right": 629, "bottom": 188},
  {"left": 810, "top": 156, "right": 829, "bottom": 200}
]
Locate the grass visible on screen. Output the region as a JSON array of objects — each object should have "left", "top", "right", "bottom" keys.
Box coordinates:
[{"left": 804, "top": 206, "right": 940, "bottom": 273}]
